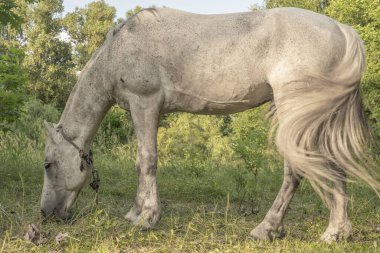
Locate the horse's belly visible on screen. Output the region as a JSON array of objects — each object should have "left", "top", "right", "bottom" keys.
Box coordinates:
[{"left": 163, "top": 80, "right": 273, "bottom": 114}]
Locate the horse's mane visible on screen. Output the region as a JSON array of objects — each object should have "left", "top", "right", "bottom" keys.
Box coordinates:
[
  {"left": 106, "top": 8, "right": 159, "bottom": 40},
  {"left": 128, "top": 7, "right": 158, "bottom": 20}
]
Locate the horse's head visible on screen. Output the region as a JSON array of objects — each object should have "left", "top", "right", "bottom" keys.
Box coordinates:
[{"left": 40, "top": 121, "right": 92, "bottom": 219}]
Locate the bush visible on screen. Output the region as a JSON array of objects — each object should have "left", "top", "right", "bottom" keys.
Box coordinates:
[
  {"left": 157, "top": 113, "right": 235, "bottom": 169},
  {"left": 93, "top": 106, "right": 137, "bottom": 162}
]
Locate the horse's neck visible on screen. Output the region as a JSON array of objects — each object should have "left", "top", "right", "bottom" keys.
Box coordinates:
[{"left": 58, "top": 73, "right": 114, "bottom": 150}]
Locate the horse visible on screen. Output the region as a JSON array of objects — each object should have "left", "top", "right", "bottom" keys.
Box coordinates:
[{"left": 40, "top": 7, "right": 379, "bottom": 243}]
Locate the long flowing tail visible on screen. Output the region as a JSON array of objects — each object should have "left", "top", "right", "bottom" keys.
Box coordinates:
[{"left": 272, "top": 23, "right": 379, "bottom": 202}]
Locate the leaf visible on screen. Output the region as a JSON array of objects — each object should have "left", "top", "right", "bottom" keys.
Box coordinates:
[
  {"left": 24, "top": 224, "right": 47, "bottom": 245},
  {"left": 55, "top": 232, "right": 70, "bottom": 245}
]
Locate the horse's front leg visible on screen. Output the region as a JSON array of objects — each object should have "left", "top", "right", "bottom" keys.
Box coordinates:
[{"left": 125, "top": 102, "right": 160, "bottom": 229}]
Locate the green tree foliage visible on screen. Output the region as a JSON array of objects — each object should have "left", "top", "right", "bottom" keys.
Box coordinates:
[
  {"left": 0, "top": 46, "right": 27, "bottom": 130},
  {"left": 0, "top": 0, "right": 25, "bottom": 31},
  {"left": 62, "top": 0, "right": 116, "bottom": 70},
  {"left": 230, "top": 107, "right": 273, "bottom": 173},
  {"left": 157, "top": 114, "right": 235, "bottom": 170},
  {"left": 12, "top": 98, "right": 60, "bottom": 147},
  {"left": 0, "top": 0, "right": 34, "bottom": 130},
  {"left": 23, "top": 0, "right": 75, "bottom": 109},
  {"left": 96, "top": 106, "right": 135, "bottom": 154},
  {"left": 265, "top": 0, "right": 329, "bottom": 12},
  {"left": 326, "top": 0, "right": 380, "bottom": 137},
  {"left": 0, "top": 0, "right": 36, "bottom": 32},
  {"left": 126, "top": 5, "right": 142, "bottom": 18}
]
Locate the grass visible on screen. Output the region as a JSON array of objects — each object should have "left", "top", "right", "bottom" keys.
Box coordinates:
[{"left": 0, "top": 141, "right": 379, "bottom": 252}]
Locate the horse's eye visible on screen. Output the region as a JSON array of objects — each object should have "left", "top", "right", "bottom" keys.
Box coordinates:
[{"left": 44, "top": 162, "right": 52, "bottom": 170}]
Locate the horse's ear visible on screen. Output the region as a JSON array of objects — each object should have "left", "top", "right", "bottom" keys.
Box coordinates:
[{"left": 43, "top": 120, "right": 56, "bottom": 138}]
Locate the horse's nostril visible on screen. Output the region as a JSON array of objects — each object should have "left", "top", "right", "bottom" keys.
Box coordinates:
[{"left": 41, "top": 209, "right": 46, "bottom": 217}]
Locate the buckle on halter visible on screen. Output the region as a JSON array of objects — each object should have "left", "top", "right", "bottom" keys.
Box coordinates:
[{"left": 90, "top": 169, "right": 100, "bottom": 192}]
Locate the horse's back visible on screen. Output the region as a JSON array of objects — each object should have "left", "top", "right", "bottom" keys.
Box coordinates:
[{"left": 110, "top": 7, "right": 356, "bottom": 114}]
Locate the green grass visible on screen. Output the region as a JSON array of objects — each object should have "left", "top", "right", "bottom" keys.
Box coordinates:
[{"left": 0, "top": 143, "right": 379, "bottom": 252}]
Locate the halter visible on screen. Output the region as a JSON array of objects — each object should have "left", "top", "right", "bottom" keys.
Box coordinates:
[{"left": 59, "top": 127, "right": 100, "bottom": 205}]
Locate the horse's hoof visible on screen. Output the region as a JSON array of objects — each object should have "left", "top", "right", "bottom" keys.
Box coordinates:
[
  {"left": 320, "top": 222, "right": 352, "bottom": 243},
  {"left": 249, "top": 222, "right": 285, "bottom": 241},
  {"left": 125, "top": 206, "right": 160, "bottom": 229},
  {"left": 125, "top": 206, "right": 139, "bottom": 222}
]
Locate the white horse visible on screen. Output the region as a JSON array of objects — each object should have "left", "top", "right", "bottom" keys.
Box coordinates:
[{"left": 41, "top": 7, "right": 379, "bottom": 242}]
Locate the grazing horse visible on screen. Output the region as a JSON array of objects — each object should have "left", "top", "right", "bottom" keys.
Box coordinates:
[{"left": 41, "top": 7, "right": 379, "bottom": 242}]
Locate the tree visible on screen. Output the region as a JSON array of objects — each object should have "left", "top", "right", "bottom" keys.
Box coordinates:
[
  {"left": 0, "top": 0, "right": 25, "bottom": 32},
  {"left": 157, "top": 113, "right": 235, "bottom": 169},
  {"left": 265, "top": 0, "right": 329, "bottom": 12},
  {"left": 0, "top": 46, "right": 27, "bottom": 130},
  {"left": 126, "top": 6, "right": 142, "bottom": 18},
  {"left": 230, "top": 107, "right": 272, "bottom": 173},
  {"left": 63, "top": 0, "right": 116, "bottom": 70},
  {"left": 0, "top": 0, "right": 35, "bottom": 130},
  {"left": 326, "top": 0, "right": 380, "bottom": 138},
  {"left": 23, "top": 0, "right": 75, "bottom": 109}
]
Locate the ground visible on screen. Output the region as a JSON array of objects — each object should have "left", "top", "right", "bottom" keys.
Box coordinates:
[{"left": 0, "top": 147, "right": 379, "bottom": 253}]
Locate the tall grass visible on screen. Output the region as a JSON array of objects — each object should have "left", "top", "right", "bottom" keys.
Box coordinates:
[{"left": 0, "top": 98, "right": 379, "bottom": 252}]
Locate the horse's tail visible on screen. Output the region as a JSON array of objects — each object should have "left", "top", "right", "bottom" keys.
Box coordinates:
[{"left": 272, "top": 23, "right": 379, "bottom": 203}]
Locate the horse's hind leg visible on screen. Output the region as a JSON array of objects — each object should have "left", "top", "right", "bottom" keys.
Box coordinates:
[
  {"left": 125, "top": 101, "right": 160, "bottom": 228},
  {"left": 321, "top": 171, "right": 352, "bottom": 243},
  {"left": 250, "top": 161, "right": 301, "bottom": 240}
]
